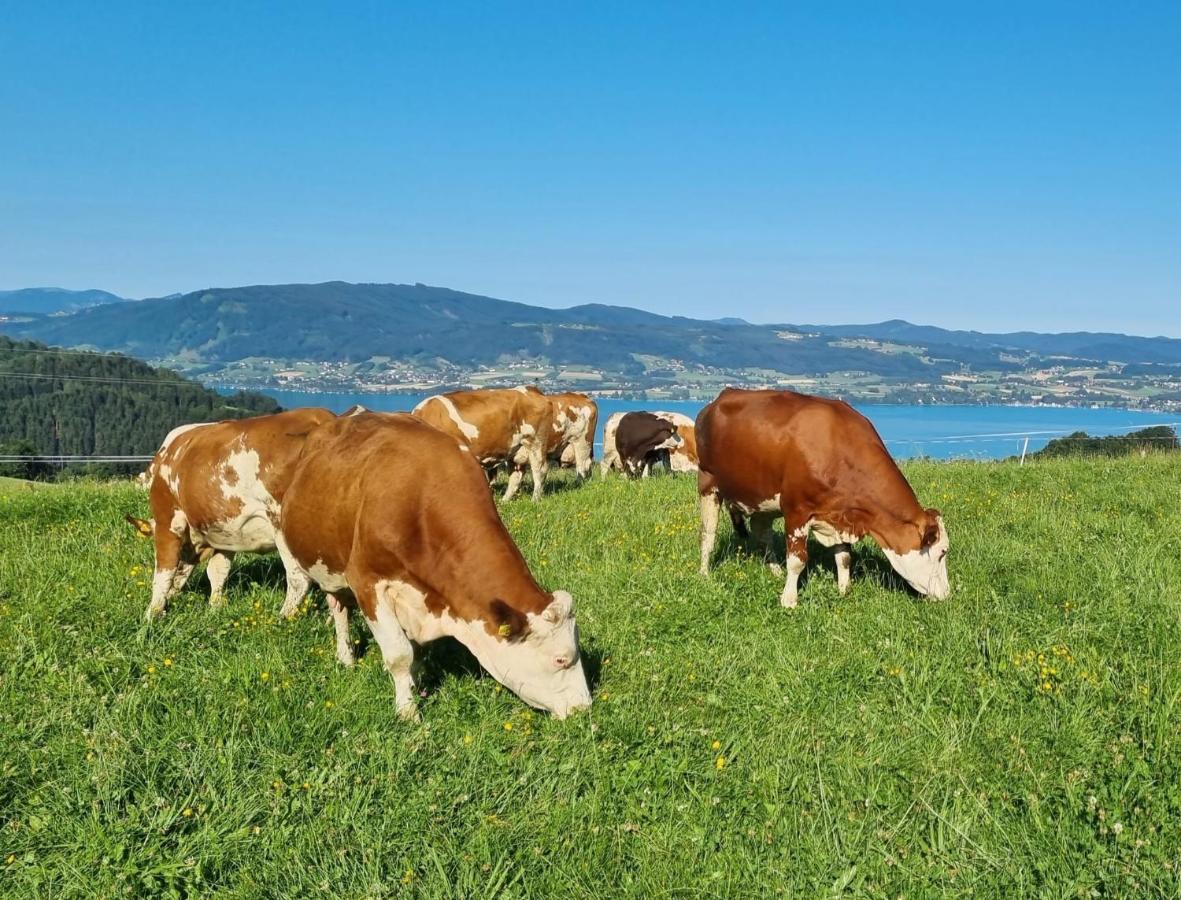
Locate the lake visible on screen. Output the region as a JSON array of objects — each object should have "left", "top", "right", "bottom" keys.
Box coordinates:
[{"left": 245, "top": 389, "right": 1180, "bottom": 460}]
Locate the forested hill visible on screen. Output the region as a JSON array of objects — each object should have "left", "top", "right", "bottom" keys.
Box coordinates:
[{"left": 0, "top": 336, "right": 279, "bottom": 472}]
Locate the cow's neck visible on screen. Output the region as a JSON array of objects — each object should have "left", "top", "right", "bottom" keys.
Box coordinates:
[{"left": 426, "top": 524, "right": 550, "bottom": 624}]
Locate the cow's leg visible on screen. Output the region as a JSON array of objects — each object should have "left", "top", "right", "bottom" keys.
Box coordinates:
[
  {"left": 503, "top": 465, "right": 525, "bottom": 501},
  {"left": 360, "top": 582, "right": 419, "bottom": 721},
  {"left": 275, "top": 532, "right": 312, "bottom": 619},
  {"left": 599, "top": 444, "right": 619, "bottom": 477},
  {"left": 528, "top": 446, "right": 548, "bottom": 502},
  {"left": 327, "top": 592, "right": 355, "bottom": 667},
  {"left": 146, "top": 526, "right": 190, "bottom": 621},
  {"left": 205, "top": 551, "right": 234, "bottom": 608},
  {"left": 168, "top": 545, "right": 198, "bottom": 597},
  {"left": 699, "top": 489, "right": 721, "bottom": 576},
  {"left": 749, "top": 512, "right": 782, "bottom": 574},
  {"left": 780, "top": 519, "right": 810, "bottom": 609},
  {"left": 834, "top": 544, "right": 853, "bottom": 595}
]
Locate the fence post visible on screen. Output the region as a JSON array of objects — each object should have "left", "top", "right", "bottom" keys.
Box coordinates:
[{"left": 1019, "top": 436, "right": 1029, "bottom": 466}]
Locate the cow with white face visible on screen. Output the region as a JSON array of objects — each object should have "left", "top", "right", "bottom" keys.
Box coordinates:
[
  {"left": 132, "top": 408, "right": 337, "bottom": 620},
  {"left": 697, "top": 388, "right": 950, "bottom": 606},
  {"left": 278, "top": 412, "right": 592, "bottom": 720}
]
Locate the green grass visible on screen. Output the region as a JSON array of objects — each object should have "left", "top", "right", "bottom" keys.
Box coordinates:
[{"left": 3, "top": 457, "right": 1181, "bottom": 896}]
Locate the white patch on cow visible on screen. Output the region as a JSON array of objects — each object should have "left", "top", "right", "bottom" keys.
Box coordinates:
[
  {"left": 735, "top": 493, "right": 781, "bottom": 516},
  {"left": 168, "top": 508, "right": 188, "bottom": 537},
  {"left": 186, "top": 446, "right": 280, "bottom": 552},
  {"left": 513, "top": 385, "right": 530, "bottom": 394},
  {"left": 436, "top": 396, "right": 480, "bottom": 440},
  {"left": 800, "top": 519, "right": 859, "bottom": 547},
  {"left": 882, "top": 516, "right": 950, "bottom": 599},
  {"left": 308, "top": 559, "right": 349, "bottom": 593},
  {"left": 457, "top": 443, "right": 470, "bottom": 453}
]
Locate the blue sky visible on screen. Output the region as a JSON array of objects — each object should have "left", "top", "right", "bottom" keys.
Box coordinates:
[{"left": 1, "top": 2, "right": 1178, "bottom": 334}]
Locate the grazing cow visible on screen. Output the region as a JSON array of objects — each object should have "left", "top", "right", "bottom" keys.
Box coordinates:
[
  {"left": 546, "top": 391, "right": 598, "bottom": 476},
  {"left": 133, "top": 408, "right": 336, "bottom": 620},
  {"left": 412, "top": 387, "right": 554, "bottom": 501},
  {"left": 278, "top": 412, "right": 592, "bottom": 720},
  {"left": 696, "top": 388, "right": 950, "bottom": 606},
  {"left": 600, "top": 410, "right": 698, "bottom": 476},
  {"left": 607, "top": 412, "right": 684, "bottom": 478}
]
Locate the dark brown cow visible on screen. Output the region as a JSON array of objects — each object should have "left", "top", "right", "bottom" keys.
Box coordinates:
[
  {"left": 278, "top": 412, "right": 592, "bottom": 720},
  {"left": 696, "top": 388, "right": 950, "bottom": 606},
  {"left": 412, "top": 387, "right": 554, "bottom": 501},
  {"left": 611, "top": 412, "right": 684, "bottom": 478},
  {"left": 135, "top": 408, "right": 336, "bottom": 620}
]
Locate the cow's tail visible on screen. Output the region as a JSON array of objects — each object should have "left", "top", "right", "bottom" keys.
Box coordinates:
[{"left": 125, "top": 514, "right": 154, "bottom": 538}]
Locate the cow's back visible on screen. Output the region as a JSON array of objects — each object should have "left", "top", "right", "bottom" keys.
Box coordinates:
[
  {"left": 697, "top": 388, "right": 911, "bottom": 509},
  {"left": 153, "top": 407, "right": 335, "bottom": 543},
  {"left": 413, "top": 389, "right": 552, "bottom": 463}
]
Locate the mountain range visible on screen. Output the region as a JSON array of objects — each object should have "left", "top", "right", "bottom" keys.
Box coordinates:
[
  {"left": 2, "top": 281, "right": 1180, "bottom": 404},
  {"left": 0, "top": 287, "right": 127, "bottom": 316}
]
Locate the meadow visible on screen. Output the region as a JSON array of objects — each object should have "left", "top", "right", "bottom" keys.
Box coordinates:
[{"left": 2, "top": 456, "right": 1181, "bottom": 896}]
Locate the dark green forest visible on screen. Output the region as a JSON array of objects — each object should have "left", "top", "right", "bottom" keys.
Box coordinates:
[
  {"left": 1028, "top": 425, "right": 1178, "bottom": 460},
  {"left": 0, "top": 336, "right": 279, "bottom": 479}
]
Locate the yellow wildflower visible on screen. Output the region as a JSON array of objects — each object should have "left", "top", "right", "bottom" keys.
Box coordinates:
[{"left": 715, "top": 756, "right": 726, "bottom": 770}]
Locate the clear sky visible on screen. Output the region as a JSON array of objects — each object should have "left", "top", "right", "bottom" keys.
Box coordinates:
[{"left": 1, "top": 2, "right": 1178, "bottom": 334}]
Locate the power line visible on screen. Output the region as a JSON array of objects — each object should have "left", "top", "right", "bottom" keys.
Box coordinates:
[{"left": 0, "top": 370, "right": 216, "bottom": 390}]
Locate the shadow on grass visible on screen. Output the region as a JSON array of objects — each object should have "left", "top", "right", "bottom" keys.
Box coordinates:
[
  {"left": 223, "top": 555, "right": 288, "bottom": 594},
  {"left": 712, "top": 526, "right": 923, "bottom": 598},
  {"left": 412, "top": 634, "right": 607, "bottom": 695}
]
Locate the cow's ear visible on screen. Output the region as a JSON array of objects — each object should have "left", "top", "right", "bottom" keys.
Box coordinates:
[
  {"left": 543, "top": 590, "right": 574, "bottom": 625},
  {"left": 920, "top": 511, "right": 942, "bottom": 550},
  {"left": 489, "top": 599, "right": 529, "bottom": 642}
]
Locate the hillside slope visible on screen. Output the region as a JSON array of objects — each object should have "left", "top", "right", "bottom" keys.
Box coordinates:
[
  {"left": 0, "top": 287, "right": 126, "bottom": 315},
  {"left": 0, "top": 336, "right": 279, "bottom": 468}
]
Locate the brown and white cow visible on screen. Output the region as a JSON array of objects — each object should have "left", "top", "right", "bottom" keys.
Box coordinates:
[
  {"left": 135, "top": 408, "right": 336, "bottom": 620},
  {"left": 696, "top": 388, "right": 950, "bottom": 606},
  {"left": 278, "top": 412, "right": 592, "bottom": 720},
  {"left": 546, "top": 390, "right": 598, "bottom": 476},
  {"left": 600, "top": 411, "right": 684, "bottom": 478},
  {"left": 601, "top": 410, "right": 698, "bottom": 476},
  {"left": 412, "top": 387, "right": 554, "bottom": 501}
]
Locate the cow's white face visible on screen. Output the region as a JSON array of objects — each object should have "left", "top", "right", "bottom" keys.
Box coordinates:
[
  {"left": 656, "top": 429, "right": 684, "bottom": 452},
  {"left": 883, "top": 515, "right": 950, "bottom": 599},
  {"left": 465, "top": 590, "right": 591, "bottom": 718}
]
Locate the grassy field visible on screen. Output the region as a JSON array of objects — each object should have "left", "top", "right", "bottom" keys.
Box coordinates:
[{"left": 3, "top": 456, "right": 1181, "bottom": 896}]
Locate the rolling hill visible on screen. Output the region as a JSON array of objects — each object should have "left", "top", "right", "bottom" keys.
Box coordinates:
[
  {"left": 2, "top": 281, "right": 1180, "bottom": 405},
  {"left": 0, "top": 287, "right": 127, "bottom": 316}
]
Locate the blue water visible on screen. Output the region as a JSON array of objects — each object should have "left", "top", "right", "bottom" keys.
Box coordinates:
[{"left": 250, "top": 389, "right": 1179, "bottom": 460}]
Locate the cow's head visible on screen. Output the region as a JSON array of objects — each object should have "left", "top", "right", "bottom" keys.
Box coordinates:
[
  {"left": 882, "top": 508, "right": 950, "bottom": 599},
  {"left": 468, "top": 590, "right": 591, "bottom": 718},
  {"left": 652, "top": 424, "right": 684, "bottom": 453}
]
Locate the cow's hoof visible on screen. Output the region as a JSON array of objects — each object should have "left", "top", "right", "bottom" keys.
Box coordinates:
[
  {"left": 768, "top": 563, "right": 784, "bottom": 577},
  {"left": 336, "top": 649, "right": 356, "bottom": 668},
  {"left": 209, "top": 596, "right": 226, "bottom": 610},
  {"left": 397, "top": 703, "right": 421, "bottom": 723}
]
